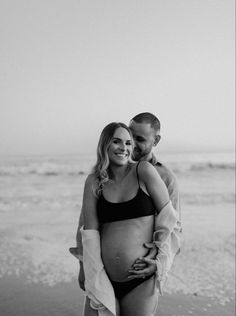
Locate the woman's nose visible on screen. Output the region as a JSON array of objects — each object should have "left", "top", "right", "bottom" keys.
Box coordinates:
[{"left": 119, "top": 143, "right": 126, "bottom": 151}]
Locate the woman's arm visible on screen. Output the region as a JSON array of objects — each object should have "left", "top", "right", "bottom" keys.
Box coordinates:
[
  {"left": 138, "top": 161, "right": 170, "bottom": 212},
  {"left": 138, "top": 161, "right": 177, "bottom": 236},
  {"left": 136, "top": 161, "right": 177, "bottom": 294},
  {"left": 82, "top": 174, "right": 99, "bottom": 230}
]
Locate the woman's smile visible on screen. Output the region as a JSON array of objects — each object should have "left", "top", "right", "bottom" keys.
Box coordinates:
[{"left": 115, "top": 152, "right": 128, "bottom": 158}]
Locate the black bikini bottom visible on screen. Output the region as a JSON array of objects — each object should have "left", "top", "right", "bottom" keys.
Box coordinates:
[{"left": 110, "top": 274, "right": 155, "bottom": 300}]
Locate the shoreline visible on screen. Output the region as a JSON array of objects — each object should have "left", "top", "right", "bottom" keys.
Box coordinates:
[
  {"left": 0, "top": 156, "right": 235, "bottom": 315},
  {"left": 0, "top": 275, "right": 234, "bottom": 316}
]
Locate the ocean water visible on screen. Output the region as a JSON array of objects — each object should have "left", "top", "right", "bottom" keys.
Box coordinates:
[
  {"left": 0, "top": 151, "right": 235, "bottom": 304},
  {"left": 0, "top": 151, "right": 234, "bottom": 208},
  {"left": 0, "top": 151, "right": 234, "bottom": 176}
]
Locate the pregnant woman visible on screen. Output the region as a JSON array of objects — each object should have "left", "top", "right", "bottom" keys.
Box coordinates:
[{"left": 80, "top": 122, "right": 176, "bottom": 316}]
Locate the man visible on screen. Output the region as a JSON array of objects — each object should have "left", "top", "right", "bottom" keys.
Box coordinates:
[
  {"left": 70, "top": 112, "right": 181, "bottom": 293},
  {"left": 126, "top": 112, "right": 181, "bottom": 286}
]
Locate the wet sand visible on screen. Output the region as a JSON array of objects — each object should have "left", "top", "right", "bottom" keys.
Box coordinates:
[
  {"left": 0, "top": 157, "right": 235, "bottom": 315},
  {"left": 0, "top": 275, "right": 234, "bottom": 316}
]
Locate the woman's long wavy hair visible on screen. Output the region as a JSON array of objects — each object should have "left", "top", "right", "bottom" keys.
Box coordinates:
[{"left": 92, "top": 122, "right": 133, "bottom": 197}]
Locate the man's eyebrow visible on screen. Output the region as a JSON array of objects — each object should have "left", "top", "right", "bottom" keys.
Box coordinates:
[{"left": 135, "top": 136, "right": 146, "bottom": 139}]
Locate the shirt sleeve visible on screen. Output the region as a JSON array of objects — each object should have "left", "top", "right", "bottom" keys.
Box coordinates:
[
  {"left": 156, "top": 164, "right": 182, "bottom": 236},
  {"left": 154, "top": 218, "right": 181, "bottom": 294},
  {"left": 152, "top": 201, "right": 178, "bottom": 295},
  {"left": 153, "top": 165, "right": 182, "bottom": 294},
  {"left": 166, "top": 171, "right": 182, "bottom": 241}
]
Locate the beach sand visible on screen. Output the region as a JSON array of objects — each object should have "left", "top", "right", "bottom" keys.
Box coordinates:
[
  {"left": 0, "top": 156, "right": 235, "bottom": 315},
  {"left": 0, "top": 275, "right": 234, "bottom": 316}
]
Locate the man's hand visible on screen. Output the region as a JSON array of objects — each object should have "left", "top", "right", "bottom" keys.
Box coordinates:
[
  {"left": 78, "top": 261, "right": 85, "bottom": 291},
  {"left": 128, "top": 243, "right": 158, "bottom": 279},
  {"left": 128, "top": 257, "right": 157, "bottom": 279},
  {"left": 132, "top": 242, "right": 158, "bottom": 270}
]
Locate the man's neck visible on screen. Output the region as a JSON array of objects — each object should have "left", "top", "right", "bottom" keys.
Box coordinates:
[
  {"left": 140, "top": 152, "right": 154, "bottom": 162},
  {"left": 148, "top": 153, "right": 158, "bottom": 165}
]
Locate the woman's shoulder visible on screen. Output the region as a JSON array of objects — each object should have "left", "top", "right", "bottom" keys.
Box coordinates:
[
  {"left": 136, "top": 160, "right": 161, "bottom": 181},
  {"left": 137, "top": 160, "right": 156, "bottom": 173},
  {"left": 84, "top": 173, "right": 97, "bottom": 188},
  {"left": 128, "top": 161, "right": 151, "bottom": 174},
  {"left": 83, "top": 173, "right": 99, "bottom": 200}
]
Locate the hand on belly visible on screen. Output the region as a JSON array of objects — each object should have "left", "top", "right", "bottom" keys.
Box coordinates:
[
  {"left": 100, "top": 216, "right": 154, "bottom": 282},
  {"left": 102, "top": 242, "right": 148, "bottom": 281}
]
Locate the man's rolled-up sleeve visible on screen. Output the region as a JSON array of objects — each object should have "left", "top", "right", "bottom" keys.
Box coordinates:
[{"left": 153, "top": 201, "right": 180, "bottom": 294}]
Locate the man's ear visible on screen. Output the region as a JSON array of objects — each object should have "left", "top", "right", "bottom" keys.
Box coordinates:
[{"left": 154, "top": 135, "right": 161, "bottom": 146}]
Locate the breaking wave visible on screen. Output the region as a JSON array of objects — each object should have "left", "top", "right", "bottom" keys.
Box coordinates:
[{"left": 0, "top": 154, "right": 234, "bottom": 176}]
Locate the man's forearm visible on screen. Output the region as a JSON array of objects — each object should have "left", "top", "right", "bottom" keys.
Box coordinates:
[
  {"left": 153, "top": 203, "right": 181, "bottom": 271},
  {"left": 152, "top": 201, "right": 180, "bottom": 294}
]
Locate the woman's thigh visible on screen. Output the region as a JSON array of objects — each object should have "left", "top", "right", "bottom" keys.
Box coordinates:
[{"left": 119, "top": 276, "right": 158, "bottom": 316}]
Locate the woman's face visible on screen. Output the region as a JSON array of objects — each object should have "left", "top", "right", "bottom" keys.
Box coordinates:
[{"left": 108, "top": 127, "right": 133, "bottom": 166}]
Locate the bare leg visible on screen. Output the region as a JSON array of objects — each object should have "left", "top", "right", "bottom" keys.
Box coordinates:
[
  {"left": 83, "top": 296, "right": 120, "bottom": 316},
  {"left": 119, "top": 276, "right": 158, "bottom": 316},
  {"left": 83, "top": 296, "right": 98, "bottom": 316}
]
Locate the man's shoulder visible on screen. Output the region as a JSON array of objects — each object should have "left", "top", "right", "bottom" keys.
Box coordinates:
[
  {"left": 151, "top": 157, "right": 180, "bottom": 209},
  {"left": 153, "top": 161, "right": 177, "bottom": 184},
  {"left": 153, "top": 161, "right": 174, "bottom": 174}
]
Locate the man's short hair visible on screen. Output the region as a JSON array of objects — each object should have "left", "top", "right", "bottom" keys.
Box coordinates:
[{"left": 131, "top": 112, "right": 161, "bottom": 132}]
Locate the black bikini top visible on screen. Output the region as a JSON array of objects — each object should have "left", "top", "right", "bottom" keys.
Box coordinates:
[{"left": 97, "top": 162, "right": 156, "bottom": 223}]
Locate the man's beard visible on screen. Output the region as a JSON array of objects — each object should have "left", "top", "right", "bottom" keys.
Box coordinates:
[{"left": 132, "top": 148, "right": 143, "bottom": 161}]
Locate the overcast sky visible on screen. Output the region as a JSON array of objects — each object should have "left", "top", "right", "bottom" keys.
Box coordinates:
[{"left": 0, "top": 0, "right": 235, "bottom": 156}]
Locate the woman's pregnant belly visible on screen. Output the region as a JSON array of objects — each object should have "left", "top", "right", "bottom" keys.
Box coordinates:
[{"left": 101, "top": 215, "right": 154, "bottom": 282}]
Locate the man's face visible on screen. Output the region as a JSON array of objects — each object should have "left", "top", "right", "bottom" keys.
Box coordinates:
[{"left": 129, "top": 120, "right": 159, "bottom": 161}]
